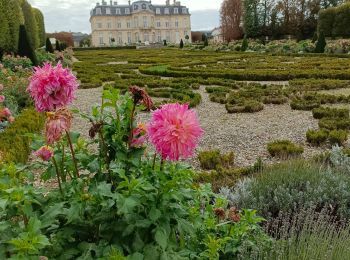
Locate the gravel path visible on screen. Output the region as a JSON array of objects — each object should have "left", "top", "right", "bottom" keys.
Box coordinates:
[{"left": 71, "top": 85, "right": 325, "bottom": 168}]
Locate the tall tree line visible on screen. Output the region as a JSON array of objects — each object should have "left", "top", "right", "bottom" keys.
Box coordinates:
[
  {"left": 0, "top": 0, "right": 45, "bottom": 56},
  {"left": 220, "top": 0, "right": 345, "bottom": 41}
]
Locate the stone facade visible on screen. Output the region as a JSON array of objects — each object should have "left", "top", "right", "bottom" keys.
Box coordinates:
[{"left": 90, "top": 0, "right": 191, "bottom": 47}]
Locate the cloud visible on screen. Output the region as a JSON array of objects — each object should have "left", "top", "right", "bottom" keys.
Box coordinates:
[{"left": 28, "top": 0, "right": 222, "bottom": 33}]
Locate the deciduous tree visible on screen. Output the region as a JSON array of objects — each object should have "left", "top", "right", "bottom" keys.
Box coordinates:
[{"left": 220, "top": 0, "right": 242, "bottom": 42}]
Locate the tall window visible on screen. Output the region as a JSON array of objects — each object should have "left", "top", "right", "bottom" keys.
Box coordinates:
[
  {"left": 116, "top": 8, "right": 121, "bottom": 14},
  {"left": 157, "top": 31, "right": 161, "bottom": 42},
  {"left": 174, "top": 8, "right": 178, "bottom": 14},
  {"left": 128, "top": 32, "right": 132, "bottom": 44},
  {"left": 164, "top": 8, "right": 169, "bottom": 14},
  {"left": 134, "top": 4, "right": 138, "bottom": 10},
  {"left": 143, "top": 16, "right": 148, "bottom": 28},
  {"left": 99, "top": 32, "right": 103, "bottom": 45},
  {"left": 183, "top": 18, "right": 187, "bottom": 27},
  {"left": 144, "top": 33, "right": 149, "bottom": 42},
  {"left": 106, "top": 8, "right": 111, "bottom": 14},
  {"left": 166, "top": 31, "right": 170, "bottom": 42},
  {"left": 156, "top": 20, "right": 161, "bottom": 28},
  {"left": 125, "top": 8, "right": 130, "bottom": 14},
  {"left": 118, "top": 32, "right": 122, "bottom": 44},
  {"left": 96, "top": 8, "right": 101, "bottom": 15},
  {"left": 156, "top": 8, "right": 160, "bottom": 14},
  {"left": 182, "top": 8, "right": 187, "bottom": 14},
  {"left": 135, "top": 32, "right": 140, "bottom": 42},
  {"left": 175, "top": 19, "right": 179, "bottom": 28},
  {"left": 117, "top": 21, "right": 122, "bottom": 28},
  {"left": 127, "top": 20, "right": 131, "bottom": 28},
  {"left": 134, "top": 17, "right": 139, "bottom": 27},
  {"left": 165, "top": 21, "right": 170, "bottom": 28},
  {"left": 97, "top": 22, "right": 102, "bottom": 29},
  {"left": 142, "top": 4, "right": 146, "bottom": 9}
]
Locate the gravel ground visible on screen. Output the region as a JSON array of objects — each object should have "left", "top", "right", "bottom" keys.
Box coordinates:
[{"left": 71, "top": 85, "right": 325, "bottom": 168}]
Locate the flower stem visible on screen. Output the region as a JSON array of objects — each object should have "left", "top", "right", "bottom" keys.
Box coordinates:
[
  {"left": 128, "top": 103, "right": 136, "bottom": 148},
  {"left": 152, "top": 153, "right": 157, "bottom": 170},
  {"left": 66, "top": 131, "right": 80, "bottom": 178},
  {"left": 52, "top": 156, "right": 63, "bottom": 196},
  {"left": 61, "top": 143, "right": 66, "bottom": 182},
  {"left": 160, "top": 158, "right": 164, "bottom": 171}
]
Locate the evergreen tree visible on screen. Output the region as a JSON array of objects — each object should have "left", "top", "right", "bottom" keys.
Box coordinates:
[
  {"left": 163, "top": 40, "right": 167, "bottom": 46},
  {"left": 179, "top": 39, "right": 184, "bottom": 49},
  {"left": 312, "top": 32, "right": 318, "bottom": 43},
  {"left": 18, "top": 25, "right": 38, "bottom": 65},
  {"left": 55, "top": 39, "right": 61, "bottom": 51},
  {"left": 204, "top": 36, "right": 209, "bottom": 47},
  {"left": 33, "top": 8, "right": 46, "bottom": 47},
  {"left": 0, "top": 0, "right": 11, "bottom": 56},
  {"left": 46, "top": 37, "right": 54, "bottom": 53},
  {"left": 315, "top": 31, "right": 326, "bottom": 53},
  {"left": 241, "top": 36, "right": 249, "bottom": 51},
  {"left": 21, "top": 0, "right": 39, "bottom": 50},
  {"left": 3, "top": 0, "right": 24, "bottom": 53},
  {"left": 243, "top": 0, "right": 260, "bottom": 37}
]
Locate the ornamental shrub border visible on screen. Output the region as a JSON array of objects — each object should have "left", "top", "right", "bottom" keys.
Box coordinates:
[{"left": 0, "top": 108, "right": 45, "bottom": 163}]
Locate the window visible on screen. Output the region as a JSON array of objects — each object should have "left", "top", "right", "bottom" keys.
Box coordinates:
[
  {"left": 157, "top": 31, "right": 161, "bottom": 42},
  {"left": 135, "top": 32, "right": 140, "bottom": 42},
  {"left": 156, "top": 20, "right": 161, "bottom": 28},
  {"left": 166, "top": 31, "right": 170, "bottom": 42},
  {"left": 183, "top": 18, "right": 187, "bottom": 27},
  {"left": 143, "top": 16, "right": 148, "bottom": 28},
  {"left": 127, "top": 20, "right": 131, "bottom": 28},
  {"left": 118, "top": 32, "right": 122, "bottom": 44},
  {"left": 117, "top": 21, "right": 122, "bottom": 28},
  {"left": 107, "top": 22, "right": 112, "bottom": 28},
  {"left": 165, "top": 21, "right": 170, "bottom": 28},
  {"left": 97, "top": 22, "right": 102, "bottom": 29},
  {"left": 175, "top": 20, "right": 179, "bottom": 28},
  {"left": 182, "top": 8, "right": 187, "bottom": 14},
  {"left": 106, "top": 8, "right": 111, "bottom": 14},
  {"left": 96, "top": 8, "right": 101, "bottom": 15},
  {"left": 142, "top": 4, "right": 146, "bottom": 9},
  {"left": 164, "top": 8, "right": 169, "bottom": 14},
  {"left": 116, "top": 8, "right": 121, "bottom": 14},
  {"left": 174, "top": 8, "right": 178, "bottom": 14},
  {"left": 134, "top": 17, "right": 139, "bottom": 27},
  {"left": 99, "top": 32, "right": 104, "bottom": 45},
  {"left": 108, "top": 32, "right": 113, "bottom": 44},
  {"left": 144, "top": 33, "right": 149, "bottom": 42},
  {"left": 125, "top": 8, "right": 130, "bottom": 14},
  {"left": 134, "top": 4, "right": 138, "bottom": 10},
  {"left": 128, "top": 32, "right": 132, "bottom": 44},
  {"left": 156, "top": 8, "right": 160, "bottom": 14}
]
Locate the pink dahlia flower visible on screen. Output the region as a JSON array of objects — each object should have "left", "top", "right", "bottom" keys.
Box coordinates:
[
  {"left": 27, "top": 63, "right": 79, "bottom": 112},
  {"left": 45, "top": 108, "right": 73, "bottom": 144},
  {"left": 0, "top": 95, "right": 5, "bottom": 103},
  {"left": 34, "top": 146, "right": 54, "bottom": 161},
  {"left": 148, "top": 103, "right": 203, "bottom": 161},
  {"left": 1, "top": 108, "right": 11, "bottom": 118}
]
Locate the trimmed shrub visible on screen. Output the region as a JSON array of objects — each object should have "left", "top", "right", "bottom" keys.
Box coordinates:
[
  {"left": 45, "top": 37, "right": 54, "bottom": 53},
  {"left": 318, "top": 118, "right": 350, "bottom": 130},
  {"left": 329, "top": 129, "right": 348, "bottom": 145},
  {"left": 312, "top": 107, "right": 349, "bottom": 119},
  {"left": 314, "top": 31, "right": 326, "bottom": 53},
  {"left": 267, "top": 140, "right": 304, "bottom": 158},
  {"left": 306, "top": 129, "right": 329, "bottom": 145},
  {"left": 198, "top": 149, "right": 234, "bottom": 170},
  {"left": 241, "top": 37, "right": 248, "bottom": 52},
  {"left": 18, "top": 25, "right": 38, "bottom": 66},
  {"left": 0, "top": 108, "right": 44, "bottom": 163},
  {"left": 179, "top": 39, "right": 184, "bottom": 49},
  {"left": 226, "top": 100, "right": 264, "bottom": 113},
  {"left": 290, "top": 99, "right": 321, "bottom": 111}
]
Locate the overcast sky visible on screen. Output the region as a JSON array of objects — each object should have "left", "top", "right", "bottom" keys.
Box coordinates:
[{"left": 27, "top": 0, "right": 222, "bottom": 33}]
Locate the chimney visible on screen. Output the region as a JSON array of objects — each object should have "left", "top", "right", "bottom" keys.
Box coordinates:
[
  {"left": 173, "top": 0, "right": 175, "bottom": 5},
  {"left": 96, "top": 2, "right": 100, "bottom": 6},
  {"left": 128, "top": 0, "right": 131, "bottom": 5},
  {"left": 113, "top": 1, "right": 118, "bottom": 5},
  {"left": 166, "top": 0, "right": 170, "bottom": 5},
  {"left": 110, "top": 0, "right": 112, "bottom": 5}
]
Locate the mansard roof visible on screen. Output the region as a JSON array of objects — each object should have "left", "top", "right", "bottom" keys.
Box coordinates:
[{"left": 90, "top": 1, "right": 190, "bottom": 17}]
